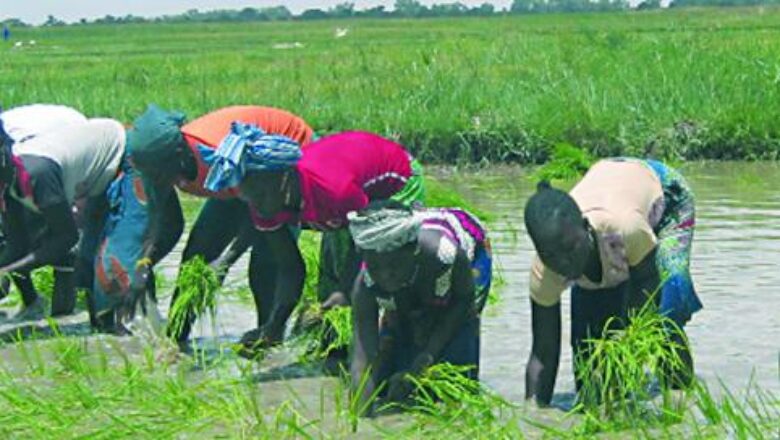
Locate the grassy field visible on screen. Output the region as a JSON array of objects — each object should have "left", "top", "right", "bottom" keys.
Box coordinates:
[{"left": 3, "top": 7, "right": 780, "bottom": 162}]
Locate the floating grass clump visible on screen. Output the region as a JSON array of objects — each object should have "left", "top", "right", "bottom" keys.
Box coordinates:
[
  {"left": 166, "top": 256, "right": 220, "bottom": 340},
  {"left": 531, "top": 143, "right": 595, "bottom": 183}
]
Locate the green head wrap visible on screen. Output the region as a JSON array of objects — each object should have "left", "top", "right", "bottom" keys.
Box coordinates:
[{"left": 126, "top": 104, "right": 186, "bottom": 174}]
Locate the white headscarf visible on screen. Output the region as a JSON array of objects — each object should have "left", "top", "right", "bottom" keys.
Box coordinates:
[{"left": 348, "top": 207, "right": 422, "bottom": 252}]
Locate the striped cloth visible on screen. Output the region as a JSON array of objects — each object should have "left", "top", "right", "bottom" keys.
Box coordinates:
[{"left": 203, "top": 122, "right": 301, "bottom": 192}]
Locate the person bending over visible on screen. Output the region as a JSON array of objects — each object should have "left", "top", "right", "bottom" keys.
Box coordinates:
[
  {"left": 524, "top": 158, "right": 701, "bottom": 406},
  {"left": 348, "top": 201, "right": 491, "bottom": 412},
  {"left": 204, "top": 131, "right": 425, "bottom": 354}
]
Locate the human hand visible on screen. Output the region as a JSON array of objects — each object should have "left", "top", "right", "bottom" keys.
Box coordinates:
[
  {"left": 410, "top": 352, "right": 434, "bottom": 375},
  {"left": 238, "top": 326, "right": 282, "bottom": 359},
  {"left": 386, "top": 371, "right": 415, "bottom": 403},
  {"left": 121, "top": 260, "right": 152, "bottom": 321},
  {"left": 131, "top": 259, "right": 152, "bottom": 295}
]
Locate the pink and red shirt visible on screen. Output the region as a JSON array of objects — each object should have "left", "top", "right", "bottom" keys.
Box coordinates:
[{"left": 252, "top": 131, "right": 414, "bottom": 231}]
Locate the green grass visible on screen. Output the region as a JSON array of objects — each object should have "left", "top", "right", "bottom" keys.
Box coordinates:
[
  {"left": 0, "top": 313, "right": 777, "bottom": 438},
  {"left": 4, "top": 7, "right": 780, "bottom": 162},
  {"left": 166, "top": 256, "right": 220, "bottom": 341},
  {"left": 572, "top": 299, "right": 688, "bottom": 433}
]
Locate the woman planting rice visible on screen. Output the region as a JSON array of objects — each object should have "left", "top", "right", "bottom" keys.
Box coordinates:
[
  {"left": 523, "top": 158, "right": 701, "bottom": 405},
  {"left": 0, "top": 104, "right": 88, "bottom": 302},
  {"left": 126, "top": 105, "right": 314, "bottom": 345},
  {"left": 0, "top": 109, "right": 124, "bottom": 322},
  {"left": 204, "top": 130, "right": 424, "bottom": 354},
  {"left": 347, "top": 201, "right": 491, "bottom": 411}
]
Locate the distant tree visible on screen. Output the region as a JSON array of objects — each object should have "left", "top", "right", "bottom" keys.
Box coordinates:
[
  {"left": 330, "top": 2, "right": 356, "bottom": 18},
  {"left": 237, "top": 7, "right": 267, "bottom": 21},
  {"left": 394, "top": 0, "right": 428, "bottom": 17},
  {"left": 430, "top": 2, "right": 470, "bottom": 16},
  {"left": 300, "top": 8, "right": 329, "bottom": 20},
  {"left": 1, "top": 18, "right": 30, "bottom": 28},
  {"left": 469, "top": 3, "right": 496, "bottom": 16},
  {"left": 636, "top": 0, "right": 662, "bottom": 9},
  {"left": 358, "top": 6, "right": 388, "bottom": 17},
  {"left": 510, "top": 0, "right": 539, "bottom": 13},
  {"left": 42, "top": 14, "right": 65, "bottom": 27},
  {"left": 261, "top": 6, "right": 293, "bottom": 21}
]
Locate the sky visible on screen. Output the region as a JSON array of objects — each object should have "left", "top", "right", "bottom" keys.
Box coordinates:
[{"left": 1, "top": 1, "right": 515, "bottom": 25}]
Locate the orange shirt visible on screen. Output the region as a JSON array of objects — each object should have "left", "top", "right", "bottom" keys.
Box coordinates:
[{"left": 178, "top": 106, "right": 314, "bottom": 199}]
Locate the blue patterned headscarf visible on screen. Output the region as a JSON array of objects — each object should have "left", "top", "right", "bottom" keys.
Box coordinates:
[{"left": 203, "top": 122, "right": 302, "bottom": 192}]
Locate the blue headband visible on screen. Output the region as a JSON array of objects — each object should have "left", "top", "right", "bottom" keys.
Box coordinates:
[{"left": 203, "top": 122, "right": 301, "bottom": 192}]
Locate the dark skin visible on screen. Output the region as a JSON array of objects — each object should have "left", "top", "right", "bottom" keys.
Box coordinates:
[
  {"left": 133, "top": 143, "right": 196, "bottom": 286},
  {"left": 0, "top": 161, "right": 78, "bottom": 311},
  {"left": 236, "top": 171, "right": 305, "bottom": 349},
  {"left": 525, "top": 217, "right": 694, "bottom": 406},
  {"left": 237, "top": 171, "right": 365, "bottom": 352},
  {"left": 350, "top": 229, "right": 476, "bottom": 414},
  {"left": 135, "top": 146, "right": 253, "bottom": 296}
]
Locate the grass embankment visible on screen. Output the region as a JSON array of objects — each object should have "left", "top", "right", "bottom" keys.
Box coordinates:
[{"left": 3, "top": 7, "right": 780, "bottom": 162}]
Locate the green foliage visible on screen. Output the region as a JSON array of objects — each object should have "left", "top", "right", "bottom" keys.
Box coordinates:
[
  {"left": 573, "top": 298, "right": 688, "bottom": 433},
  {"left": 166, "top": 256, "right": 219, "bottom": 340},
  {"left": 531, "top": 143, "right": 596, "bottom": 183},
  {"left": 691, "top": 379, "right": 780, "bottom": 438},
  {"left": 5, "top": 10, "right": 780, "bottom": 162},
  {"left": 0, "top": 324, "right": 776, "bottom": 438},
  {"left": 294, "top": 304, "right": 353, "bottom": 362},
  {"left": 401, "top": 363, "right": 523, "bottom": 437}
]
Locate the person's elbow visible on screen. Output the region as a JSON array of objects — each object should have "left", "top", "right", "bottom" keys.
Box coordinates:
[{"left": 62, "top": 228, "right": 79, "bottom": 253}]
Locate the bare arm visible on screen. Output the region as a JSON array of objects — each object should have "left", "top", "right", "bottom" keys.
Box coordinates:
[
  {"left": 418, "top": 251, "right": 475, "bottom": 370},
  {"left": 212, "top": 219, "right": 253, "bottom": 280},
  {"left": 337, "top": 236, "right": 360, "bottom": 306},
  {"left": 141, "top": 181, "right": 183, "bottom": 265},
  {"left": 628, "top": 247, "right": 661, "bottom": 309},
  {"left": 261, "top": 227, "right": 305, "bottom": 343},
  {"left": 350, "top": 273, "right": 380, "bottom": 412},
  {"left": 0, "top": 202, "right": 77, "bottom": 274},
  {"left": 525, "top": 298, "right": 561, "bottom": 406}
]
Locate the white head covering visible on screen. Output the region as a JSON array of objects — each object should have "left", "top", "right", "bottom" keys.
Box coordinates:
[{"left": 348, "top": 207, "right": 422, "bottom": 252}]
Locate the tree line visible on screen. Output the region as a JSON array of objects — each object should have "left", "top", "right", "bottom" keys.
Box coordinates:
[{"left": 3, "top": 0, "right": 780, "bottom": 28}]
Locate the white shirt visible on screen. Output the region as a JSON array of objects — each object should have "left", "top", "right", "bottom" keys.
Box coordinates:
[
  {"left": 1, "top": 104, "right": 87, "bottom": 143},
  {"left": 14, "top": 119, "right": 126, "bottom": 204}
]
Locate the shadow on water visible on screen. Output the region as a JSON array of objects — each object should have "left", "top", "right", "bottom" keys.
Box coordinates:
[
  {"left": 0, "top": 311, "right": 93, "bottom": 344},
  {"left": 181, "top": 334, "right": 337, "bottom": 384}
]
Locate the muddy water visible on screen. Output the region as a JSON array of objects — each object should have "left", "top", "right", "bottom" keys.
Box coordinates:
[
  {"left": 161, "top": 162, "right": 780, "bottom": 406},
  {"left": 1, "top": 162, "right": 778, "bottom": 428},
  {"left": 447, "top": 162, "right": 780, "bottom": 402}
]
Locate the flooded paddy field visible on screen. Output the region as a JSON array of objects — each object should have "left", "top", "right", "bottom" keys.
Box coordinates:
[{"left": 1, "top": 162, "right": 778, "bottom": 438}]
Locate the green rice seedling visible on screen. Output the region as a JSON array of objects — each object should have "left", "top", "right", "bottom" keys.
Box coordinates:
[
  {"left": 572, "top": 298, "right": 688, "bottom": 433},
  {"left": 531, "top": 143, "right": 595, "bottom": 184},
  {"left": 399, "top": 363, "right": 523, "bottom": 438},
  {"left": 30, "top": 267, "right": 55, "bottom": 299},
  {"left": 166, "top": 256, "right": 220, "bottom": 341},
  {"left": 690, "top": 378, "right": 780, "bottom": 439}
]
